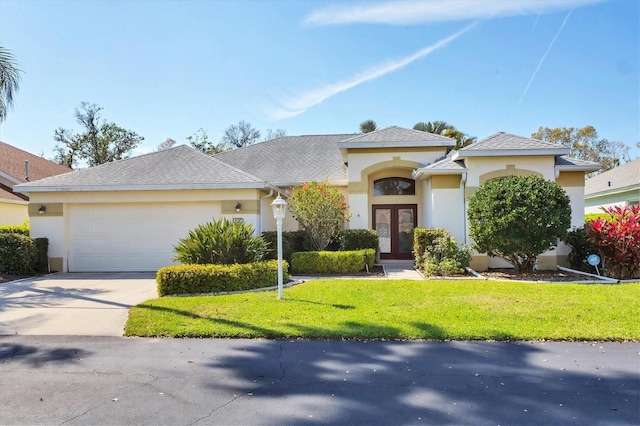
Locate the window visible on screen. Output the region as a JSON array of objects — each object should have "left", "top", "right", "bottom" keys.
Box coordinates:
[{"left": 373, "top": 177, "right": 415, "bottom": 196}]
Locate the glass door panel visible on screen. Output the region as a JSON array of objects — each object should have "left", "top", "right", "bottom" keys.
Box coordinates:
[
  {"left": 373, "top": 204, "right": 417, "bottom": 259},
  {"left": 397, "top": 208, "right": 415, "bottom": 254},
  {"left": 375, "top": 208, "right": 391, "bottom": 254}
]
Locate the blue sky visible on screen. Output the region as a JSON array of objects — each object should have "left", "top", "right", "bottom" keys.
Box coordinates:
[{"left": 1, "top": 0, "right": 638, "bottom": 161}]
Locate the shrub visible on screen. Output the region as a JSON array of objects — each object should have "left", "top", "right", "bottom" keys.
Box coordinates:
[
  {"left": 339, "top": 229, "right": 379, "bottom": 251},
  {"left": 156, "top": 260, "right": 289, "bottom": 296},
  {"left": 415, "top": 228, "right": 470, "bottom": 276},
  {"left": 413, "top": 228, "right": 451, "bottom": 267},
  {"left": 467, "top": 175, "right": 571, "bottom": 273},
  {"left": 33, "top": 238, "right": 49, "bottom": 273},
  {"left": 563, "top": 227, "right": 599, "bottom": 272},
  {"left": 288, "top": 181, "right": 349, "bottom": 250},
  {"left": 0, "top": 233, "right": 36, "bottom": 275},
  {"left": 174, "top": 218, "right": 267, "bottom": 265},
  {"left": 262, "top": 230, "right": 306, "bottom": 264},
  {"left": 0, "top": 220, "right": 29, "bottom": 236},
  {"left": 585, "top": 212, "right": 608, "bottom": 223},
  {"left": 586, "top": 205, "right": 640, "bottom": 280},
  {"left": 291, "top": 249, "right": 375, "bottom": 274}
]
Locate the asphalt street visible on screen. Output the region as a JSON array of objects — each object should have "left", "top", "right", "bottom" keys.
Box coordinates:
[{"left": 0, "top": 337, "right": 638, "bottom": 425}]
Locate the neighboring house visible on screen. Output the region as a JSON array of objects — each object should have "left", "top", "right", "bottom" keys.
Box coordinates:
[
  {"left": 584, "top": 158, "right": 640, "bottom": 214},
  {"left": 0, "top": 141, "right": 71, "bottom": 226},
  {"left": 14, "top": 126, "right": 599, "bottom": 273}
]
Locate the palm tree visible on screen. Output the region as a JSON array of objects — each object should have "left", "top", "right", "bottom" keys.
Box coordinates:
[
  {"left": 0, "top": 45, "right": 22, "bottom": 122},
  {"left": 413, "top": 120, "right": 451, "bottom": 134},
  {"left": 359, "top": 119, "right": 378, "bottom": 133}
]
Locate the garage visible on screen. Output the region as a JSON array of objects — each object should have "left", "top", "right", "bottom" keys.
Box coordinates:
[{"left": 68, "top": 202, "right": 221, "bottom": 272}]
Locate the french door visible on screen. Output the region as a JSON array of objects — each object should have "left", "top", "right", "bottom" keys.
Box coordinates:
[{"left": 372, "top": 204, "right": 417, "bottom": 260}]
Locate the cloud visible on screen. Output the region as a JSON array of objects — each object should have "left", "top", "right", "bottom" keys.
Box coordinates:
[
  {"left": 519, "top": 10, "right": 573, "bottom": 104},
  {"left": 265, "top": 22, "right": 477, "bottom": 120},
  {"left": 304, "top": 0, "right": 603, "bottom": 26}
]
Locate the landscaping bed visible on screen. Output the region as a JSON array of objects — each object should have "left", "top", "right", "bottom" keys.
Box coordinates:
[{"left": 479, "top": 268, "right": 596, "bottom": 282}]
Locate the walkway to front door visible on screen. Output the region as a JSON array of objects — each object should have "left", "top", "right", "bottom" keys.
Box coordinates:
[{"left": 372, "top": 204, "right": 417, "bottom": 260}]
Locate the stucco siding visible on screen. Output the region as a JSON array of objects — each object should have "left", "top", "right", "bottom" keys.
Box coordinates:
[{"left": 0, "top": 201, "right": 28, "bottom": 225}]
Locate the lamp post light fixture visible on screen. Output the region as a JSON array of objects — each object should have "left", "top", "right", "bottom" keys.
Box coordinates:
[{"left": 271, "top": 194, "right": 287, "bottom": 299}]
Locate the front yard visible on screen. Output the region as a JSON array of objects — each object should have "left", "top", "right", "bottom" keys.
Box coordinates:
[{"left": 125, "top": 279, "right": 640, "bottom": 340}]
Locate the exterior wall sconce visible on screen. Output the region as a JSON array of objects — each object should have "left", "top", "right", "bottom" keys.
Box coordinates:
[
  {"left": 38, "top": 205, "right": 46, "bottom": 215},
  {"left": 235, "top": 202, "right": 242, "bottom": 212}
]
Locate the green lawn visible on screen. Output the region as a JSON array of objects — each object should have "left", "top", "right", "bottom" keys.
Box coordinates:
[{"left": 124, "top": 279, "right": 640, "bottom": 341}]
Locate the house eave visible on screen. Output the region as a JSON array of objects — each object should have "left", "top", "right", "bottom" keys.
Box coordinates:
[
  {"left": 585, "top": 186, "right": 640, "bottom": 199},
  {"left": 338, "top": 141, "right": 455, "bottom": 149},
  {"left": 453, "top": 148, "right": 570, "bottom": 159},
  {"left": 14, "top": 182, "right": 270, "bottom": 193},
  {"left": 412, "top": 168, "right": 464, "bottom": 180}
]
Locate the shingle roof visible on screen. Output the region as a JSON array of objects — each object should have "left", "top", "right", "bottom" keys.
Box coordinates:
[
  {"left": 0, "top": 186, "right": 26, "bottom": 202},
  {"left": 15, "top": 145, "right": 266, "bottom": 192},
  {"left": 215, "top": 134, "right": 350, "bottom": 185},
  {"left": 412, "top": 154, "right": 466, "bottom": 179},
  {"left": 584, "top": 158, "right": 640, "bottom": 196},
  {"left": 338, "top": 126, "right": 455, "bottom": 148},
  {"left": 455, "top": 132, "right": 569, "bottom": 157},
  {"left": 555, "top": 155, "right": 601, "bottom": 171},
  {"left": 0, "top": 141, "right": 71, "bottom": 184}
]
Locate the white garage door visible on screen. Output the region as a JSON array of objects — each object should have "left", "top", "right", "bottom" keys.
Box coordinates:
[{"left": 68, "top": 202, "right": 221, "bottom": 272}]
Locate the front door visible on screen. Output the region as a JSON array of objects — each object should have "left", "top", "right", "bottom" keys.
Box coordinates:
[{"left": 373, "top": 204, "right": 417, "bottom": 260}]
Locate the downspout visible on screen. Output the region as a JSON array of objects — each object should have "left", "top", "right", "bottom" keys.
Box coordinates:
[
  {"left": 259, "top": 189, "right": 274, "bottom": 234},
  {"left": 460, "top": 172, "right": 468, "bottom": 244}
]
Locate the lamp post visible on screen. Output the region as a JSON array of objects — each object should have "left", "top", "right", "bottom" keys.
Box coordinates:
[{"left": 271, "top": 194, "right": 287, "bottom": 299}]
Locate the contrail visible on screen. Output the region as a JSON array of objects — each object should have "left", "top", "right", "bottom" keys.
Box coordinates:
[
  {"left": 519, "top": 10, "right": 573, "bottom": 104},
  {"left": 266, "top": 22, "right": 478, "bottom": 120},
  {"left": 532, "top": 14, "right": 540, "bottom": 30}
]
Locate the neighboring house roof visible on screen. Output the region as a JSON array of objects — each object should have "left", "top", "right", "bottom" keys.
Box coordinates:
[
  {"left": 584, "top": 158, "right": 640, "bottom": 197},
  {"left": 15, "top": 145, "right": 269, "bottom": 193},
  {"left": 0, "top": 141, "right": 72, "bottom": 201},
  {"left": 215, "top": 134, "right": 350, "bottom": 186},
  {"left": 453, "top": 132, "right": 570, "bottom": 158},
  {"left": 337, "top": 126, "right": 455, "bottom": 148}
]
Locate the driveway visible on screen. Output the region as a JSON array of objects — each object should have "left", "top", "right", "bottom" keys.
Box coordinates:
[{"left": 0, "top": 272, "right": 157, "bottom": 336}]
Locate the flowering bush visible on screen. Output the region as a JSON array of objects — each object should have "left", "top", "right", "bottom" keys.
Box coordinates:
[
  {"left": 288, "top": 181, "right": 349, "bottom": 251},
  {"left": 586, "top": 205, "right": 640, "bottom": 280}
]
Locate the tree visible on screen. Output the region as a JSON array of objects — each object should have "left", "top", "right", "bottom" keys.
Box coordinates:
[
  {"left": 221, "top": 120, "right": 261, "bottom": 148},
  {"left": 187, "top": 128, "right": 229, "bottom": 155},
  {"left": 413, "top": 120, "right": 476, "bottom": 150},
  {"left": 288, "top": 181, "right": 350, "bottom": 251},
  {"left": 263, "top": 128, "right": 287, "bottom": 141},
  {"left": 467, "top": 175, "right": 571, "bottom": 273},
  {"left": 0, "top": 45, "right": 22, "bottom": 122},
  {"left": 53, "top": 103, "right": 144, "bottom": 168},
  {"left": 156, "top": 138, "right": 177, "bottom": 151},
  {"left": 359, "top": 120, "right": 377, "bottom": 133},
  {"left": 532, "top": 126, "right": 630, "bottom": 174}
]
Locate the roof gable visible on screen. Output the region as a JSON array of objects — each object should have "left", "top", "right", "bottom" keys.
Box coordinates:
[
  {"left": 0, "top": 141, "right": 71, "bottom": 185},
  {"left": 454, "top": 132, "right": 569, "bottom": 158},
  {"left": 338, "top": 126, "right": 455, "bottom": 148},
  {"left": 15, "top": 145, "right": 266, "bottom": 192}
]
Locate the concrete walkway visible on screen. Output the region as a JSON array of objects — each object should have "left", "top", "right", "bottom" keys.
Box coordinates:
[
  {"left": 0, "top": 272, "right": 157, "bottom": 336},
  {"left": 381, "top": 260, "right": 423, "bottom": 280}
]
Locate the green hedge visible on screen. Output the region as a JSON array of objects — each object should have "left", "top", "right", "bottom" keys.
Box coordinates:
[
  {"left": 33, "top": 238, "right": 49, "bottom": 273},
  {"left": 291, "top": 249, "right": 375, "bottom": 274},
  {"left": 262, "top": 230, "right": 307, "bottom": 264},
  {"left": 156, "top": 260, "right": 289, "bottom": 296},
  {"left": 0, "top": 223, "right": 29, "bottom": 236},
  {"left": 413, "top": 228, "right": 451, "bottom": 267},
  {"left": 0, "top": 233, "right": 36, "bottom": 275},
  {"left": 340, "top": 229, "right": 379, "bottom": 251},
  {"left": 585, "top": 212, "right": 609, "bottom": 223}
]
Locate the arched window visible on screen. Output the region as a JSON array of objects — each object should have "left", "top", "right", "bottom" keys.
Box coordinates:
[{"left": 373, "top": 177, "right": 415, "bottom": 196}]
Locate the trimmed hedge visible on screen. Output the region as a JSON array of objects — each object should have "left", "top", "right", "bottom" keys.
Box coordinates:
[
  {"left": 262, "top": 230, "right": 307, "bottom": 264},
  {"left": 156, "top": 260, "right": 289, "bottom": 296},
  {"left": 291, "top": 249, "right": 375, "bottom": 274},
  {"left": 0, "top": 233, "right": 36, "bottom": 275},
  {"left": 340, "top": 229, "right": 379, "bottom": 251},
  {"left": 413, "top": 228, "right": 451, "bottom": 267},
  {"left": 0, "top": 223, "right": 29, "bottom": 236},
  {"left": 33, "top": 238, "right": 49, "bottom": 273}
]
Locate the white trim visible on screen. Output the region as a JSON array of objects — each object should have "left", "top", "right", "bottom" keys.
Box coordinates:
[
  {"left": 0, "top": 170, "right": 23, "bottom": 185},
  {"left": 13, "top": 182, "right": 270, "bottom": 193},
  {"left": 338, "top": 141, "right": 455, "bottom": 149},
  {"left": 0, "top": 198, "right": 28, "bottom": 205},
  {"left": 453, "top": 148, "right": 570, "bottom": 159}
]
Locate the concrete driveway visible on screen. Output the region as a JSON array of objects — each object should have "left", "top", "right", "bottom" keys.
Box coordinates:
[{"left": 0, "top": 272, "right": 157, "bottom": 336}]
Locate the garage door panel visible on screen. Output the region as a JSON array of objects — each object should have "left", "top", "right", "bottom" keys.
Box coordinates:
[{"left": 68, "top": 202, "right": 221, "bottom": 272}]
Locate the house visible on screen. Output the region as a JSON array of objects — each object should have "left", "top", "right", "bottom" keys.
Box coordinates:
[
  {"left": 584, "top": 158, "right": 640, "bottom": 214},
  {"left": 0, "top": 141, "right": 71, "bottom": 226},
  {"left": 14, "top": 126, "right": 599, "bottom": 272}
]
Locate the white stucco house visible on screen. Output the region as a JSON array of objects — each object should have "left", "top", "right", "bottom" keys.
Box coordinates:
[
  {"left": 584, "top": 158, "right": 640, "bottom": 214},
  {"left": 14, "top": 126, "right": 599, "bottom": 273}
]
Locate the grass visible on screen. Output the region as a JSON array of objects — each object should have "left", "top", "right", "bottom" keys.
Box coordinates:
[{"left": 124, "top": 279, "right": 640, "bottom": 341}]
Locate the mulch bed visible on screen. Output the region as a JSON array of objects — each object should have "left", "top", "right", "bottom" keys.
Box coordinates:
[{"left": 479, "top": 268, "right": 596, "bottom": 282}]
